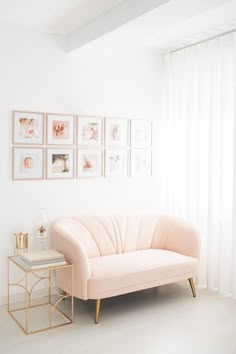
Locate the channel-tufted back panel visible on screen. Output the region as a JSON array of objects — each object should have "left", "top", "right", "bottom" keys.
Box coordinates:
[{"left": 57, "top": 215, "right": 161, "bottom": 258}]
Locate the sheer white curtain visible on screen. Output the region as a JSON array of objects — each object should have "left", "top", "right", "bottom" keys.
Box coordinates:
[{"left": 157, "top": 31, "right": 236, "bottom": 297}]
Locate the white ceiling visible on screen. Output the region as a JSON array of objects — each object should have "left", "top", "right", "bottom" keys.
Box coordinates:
[
  {"left": 94, "top": 0, "right": 236, "bottom": 52},
  {"left": 0, "top": 0, "right": 236, "bottom": 52},
  {"left": 0, "top": 0, "right": 125, "bottom": 34}
]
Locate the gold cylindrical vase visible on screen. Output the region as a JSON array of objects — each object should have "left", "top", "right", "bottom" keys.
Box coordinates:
[{"left": 14, "top": 232, "right": 28, "bottom": 255}]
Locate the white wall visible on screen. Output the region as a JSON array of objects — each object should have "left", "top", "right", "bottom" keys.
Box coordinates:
[{"left": 0, "top": 25, "right": 163, "bottom": 304}]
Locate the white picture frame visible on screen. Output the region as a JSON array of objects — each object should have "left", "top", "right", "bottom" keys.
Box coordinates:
[
  {"left": 105, "top": 149, "right": 128, "bottom": 177},
  {"left": 77, "top": 149, "right": 103, "bottom": 178},
  {"left": 78, "top": 116, "right": 103, "bottom": 146},
  {"left": 131, "top": 149, "right": 152, "bottom": 177},
  {"left": 131, "top": 120, "right": 152, "bottom": 148},
  {"left": 105, "top": 118, "right": 128, "bottom": 147},
  {"left": 46, "top": 148, "right": 74, "bottom": 179},
  {"left": 13, "top": 147, "right": 43, "bottom": 180},
  {"left": 13, "top": 111, "right": 44, "bottom": 145},
  {"left": 46, "top": 113, "right": 75, "bottom": 145}
]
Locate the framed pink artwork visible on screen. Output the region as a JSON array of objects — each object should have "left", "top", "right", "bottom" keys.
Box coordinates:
[
  {"left": 105, "top": 118, "right": 128, "bottom": 147},
  {"left": 77, "top": 149, "right": 103, "bottom": 178},
  {"left": 78, "top": 116, "right": 103, "bottom": 146},
  {"left": 13, "top": 111, "right": 44, "bottom": 145},
  {"left": 46, "top": 114, "right": 75, "bottom": 145},
  {"left": 13, "top": 147, "right": 44, "bottom": 180}
]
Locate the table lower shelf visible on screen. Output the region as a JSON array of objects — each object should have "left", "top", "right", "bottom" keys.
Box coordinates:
[{"left": 8, "top": 297, "right": 73, "bottom": 334}]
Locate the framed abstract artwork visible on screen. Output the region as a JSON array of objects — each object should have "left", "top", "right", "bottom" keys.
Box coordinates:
[
  {"left": 78, "top": 116, "right": 103, "bottom": 146},
  {"left": 46, "top": 114, "right": 75, "bottom": 145},
  {"left": 77, "top": 149, "right": 103, "bottom": 178},
  {"left": 105, "top": 149, "right": 128, "bottom": 177},
  {"left": 13, "top": 147, "right": 44, "bottom": 180},
  {"left": 13, "top": 111, "right": 44, "bottom": 145},
  {"left": 130, "top": 149, "right": 152, "bottom": 177},
  {"left": 131, "top": 120, "right": 152, "bottom": 148},
  {"left": 105, "top": 118, "right": 128, "bottom": 147},
  {"left": 46, "top": 148, "right": 74, "bottom": 179}
]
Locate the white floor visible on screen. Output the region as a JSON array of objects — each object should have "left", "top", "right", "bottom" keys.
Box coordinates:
[{"left": 1, "top": 282, "right": 236, "bottom": 354}]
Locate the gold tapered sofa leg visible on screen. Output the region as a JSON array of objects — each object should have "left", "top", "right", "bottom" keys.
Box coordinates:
[
  {"left": 189, "top": 278, "right": 196, "bottom": 297},
  {"left": 95, "top": 299, "right": 101, "bottom": 324}
]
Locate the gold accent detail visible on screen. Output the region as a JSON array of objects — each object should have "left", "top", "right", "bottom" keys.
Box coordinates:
[
  {"left": 28, "top": 278, "right": 49, "bottom": 299},
  {"left": 7, "top": 256, "right": 74, "bottom": 334},
  {"left": 95, "top": 299, "right": 101, "bottom": 324},
  {"left": 71, "top": 265, "right": 74, "bottom": 323},
  {"left": 189, "top": 278, "right": 196, "bottom": 297},
  {"left": 25, "top": 271, "right": 29, "bottom": 333},
  {"left": 60, "top": 290, "right": 67, "bottom": 300},
  {"left": 14, "top": 232, "right": 28, "bottom": 255},
  {"left": 51, "top": 294, "right": 71, "bottom": 312},
  {"left": 7, "top": 257, "right": 10, "bottom": 312}
]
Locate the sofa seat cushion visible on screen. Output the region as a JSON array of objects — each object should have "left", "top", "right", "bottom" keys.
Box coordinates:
[{"left": 88, "top": 249, "right": 198, "bottom": 299}]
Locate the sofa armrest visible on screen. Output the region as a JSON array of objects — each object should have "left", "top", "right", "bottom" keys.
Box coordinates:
[
  {"left": 52, "top": 223, "right": 91, "bottom": 300},
  {"left": 152, "top": 216, "right": 200, "bottom": 259}
]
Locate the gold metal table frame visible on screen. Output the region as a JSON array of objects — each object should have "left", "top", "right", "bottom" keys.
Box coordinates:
[{"left": 8, "top": 256, "right": 74, "bottom": 334}]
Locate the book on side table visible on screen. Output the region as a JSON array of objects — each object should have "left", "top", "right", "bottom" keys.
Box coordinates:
[{"left": 20, "top": 249, "right": 67, "bottom": 269}]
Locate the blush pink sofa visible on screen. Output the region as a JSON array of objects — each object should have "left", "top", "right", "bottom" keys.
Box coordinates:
[{"left": 52, "top": 214, "right": 200, "bottom": 323}]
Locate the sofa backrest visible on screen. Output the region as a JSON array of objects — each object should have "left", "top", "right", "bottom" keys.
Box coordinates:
[{"left": 54, "top": 215, "right": 161, "bottom": 258}]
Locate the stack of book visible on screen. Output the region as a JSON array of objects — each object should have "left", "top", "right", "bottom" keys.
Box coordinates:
[{"left": 20, "top": 249, "right": 67, "bottom": 269}]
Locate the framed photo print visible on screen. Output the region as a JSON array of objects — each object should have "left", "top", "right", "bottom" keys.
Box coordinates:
[
  {"left": 78, "top": 149, "right": 103, "bottom": 178},
  {"left": 105, "top": 118, "right": 128, "bottom": 147},
  {"left": 47, "top": 148, "right": 74, "bottom": 179},
  {"left": 131, "top": 120, "right": 152, "bottom": 147},
  {"left": 105, "top": 149, "right": 128, "bottom": 177},
  {"left": 78, "top": 116, "right": 103, "bottom": 146},
  {"left": 13, "top": 147, "right": 43, "bottom": 180},
  {"left": 46, "top": 114, "right": 75, "bottom": 145},
  {"left": 131, "top": 149, "right": 152, "bottom": 177},
  {"left": 13, "top": 111, "right": 44, "bottom": 145}
]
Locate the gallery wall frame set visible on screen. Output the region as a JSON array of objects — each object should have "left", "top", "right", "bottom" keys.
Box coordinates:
[{"left": 12, "top": 111, "right": 152, "bottom": 180}]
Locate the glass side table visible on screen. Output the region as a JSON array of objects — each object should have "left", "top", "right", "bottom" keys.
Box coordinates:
[{"left": 7, "top": 256, "right": 73, "bottom": 334}]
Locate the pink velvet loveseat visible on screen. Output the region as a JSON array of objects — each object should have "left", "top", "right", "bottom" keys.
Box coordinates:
[{"left": 52, "top": 214, "right": 200, "bottom": 323}]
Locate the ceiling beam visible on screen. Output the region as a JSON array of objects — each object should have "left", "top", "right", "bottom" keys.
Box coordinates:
[{"left": 67, "top": 0, "right": 170, "bottom": 52}]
